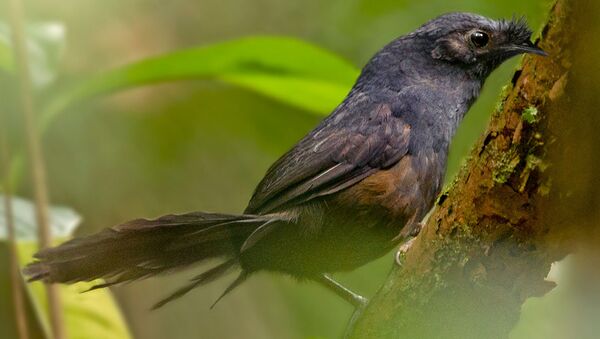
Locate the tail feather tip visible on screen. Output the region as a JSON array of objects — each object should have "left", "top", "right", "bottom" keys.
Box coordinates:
[{"left": 22, "top": 262, "right": 50, "bottom": 282}]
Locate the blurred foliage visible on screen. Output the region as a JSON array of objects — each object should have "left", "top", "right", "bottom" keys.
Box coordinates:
[
  {"left": 0, "top": 242, "right": 48, "bottom": 339},
  {"left": 0, "top": 34, "right": 13, "bottom": 72},
  {"left": 511, "top": 253, "right": 600, "bottom": 339},
  {"left": 0, "top": 0, "right": 566, "bottom": 338},
  {"left": 0, "top": 195, "right": 80, "bottom": 241},
  {"left": 0, "top": 21, "right": 66, "bottom": 87},
  {"left": 0, "top": 195, "right": 130, "bottom": 339},
  {"left": 19, "top": 243, "right": 131, "bottom": 339},
  {"left": 41, "top": 36, "right": 359, "bottom": 130}
]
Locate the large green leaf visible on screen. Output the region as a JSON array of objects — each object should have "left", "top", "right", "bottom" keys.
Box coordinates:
[
  {"left": 41, "top": 36, "right": 360, "bottom": 129},
  {"left": 0, "top": 195, "right": 131, "bottom": 339}
]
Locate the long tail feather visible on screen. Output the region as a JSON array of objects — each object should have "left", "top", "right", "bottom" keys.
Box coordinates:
[
  {"left": 209, "top": 270, "right": 249, "bottom": 309},
  {"left": 24, "top": 211, "right": 278, "bottom": 290},
  {"left": 151, "top": 259, "right": 238, "bottom": 310}
]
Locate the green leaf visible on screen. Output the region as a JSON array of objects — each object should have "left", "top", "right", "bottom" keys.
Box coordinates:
[
  {"left": 18, "top": 243, "right": 132, "bottom": 339},
  {"left": 222, "top": 72, "right": 352, "bottom": 113},
  {"left": 0, "top": 195, "right": 80, "bottom": 241},
  {"left": 0, "top": 195, "right": 130, "bottom": 338},
  {"left": 41, "top": 36, "right": 359, "bottom": 129}
]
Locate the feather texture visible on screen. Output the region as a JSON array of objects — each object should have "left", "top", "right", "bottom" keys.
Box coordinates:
[{"left": 25, "top": 212, "right": 284, "bottom": 307}]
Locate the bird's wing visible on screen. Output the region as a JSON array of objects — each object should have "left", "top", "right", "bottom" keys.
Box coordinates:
[{"left": 245, "top": 100, "right": 411, "bottom": 214}]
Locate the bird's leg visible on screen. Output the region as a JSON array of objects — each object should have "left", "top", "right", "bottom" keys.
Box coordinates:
[
  {"left": 316, "top": 273, "right": 369, "bottom": 339},
  {"left": 315, "top": 273, "right": 368, "bottom": 308}
]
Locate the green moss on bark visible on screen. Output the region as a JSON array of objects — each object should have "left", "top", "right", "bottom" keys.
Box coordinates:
[{"left": 347, "top": 1, "right": 576, "bottom": 338}]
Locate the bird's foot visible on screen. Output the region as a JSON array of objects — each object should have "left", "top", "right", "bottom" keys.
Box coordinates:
[{"left": 395, "top": 236, "right": 417, "bottom": 266}]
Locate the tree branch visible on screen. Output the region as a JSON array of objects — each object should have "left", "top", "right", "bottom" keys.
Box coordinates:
[{"left": 347, "top": 0, "right": 589, "bottom": 337}]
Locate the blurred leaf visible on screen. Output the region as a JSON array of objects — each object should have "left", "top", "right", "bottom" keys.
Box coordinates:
[
  {"left": 0, "top": 195, "right": 130, "bottom": 338},
  {"left": 222, "top": 73, "right": 353, "bottom": 113},
  {"left": 0, "top": 243, "right": 49, "bottom": 339},
  {"left": 0, "top": 195, "right": 80, "bottom": 241},
  {"left": 357, "top": 0, "right": 409, "bottom": 17},
  {"left": 0, "top": 21, "right": 66, "bottom": 86},
  {"left": 41, "top": 36, "right": 359, "bottom": 128},
  {"left": 0, "top": 34, "right": 13, "bottom": 72},
  {"left": 25, "top": 22, "right": 67, "bottom": 87},
  {"left": 18, "top": 243, "right": 132, "bottom": 339}
]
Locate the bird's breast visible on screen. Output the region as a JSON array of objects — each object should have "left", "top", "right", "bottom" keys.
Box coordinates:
[{"left": 334, "top": 151, "right": 444, "bottom": 228}]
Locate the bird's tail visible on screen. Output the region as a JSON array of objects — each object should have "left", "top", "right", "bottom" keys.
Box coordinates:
[{"left": 24, "top": 211, "right": 280, "bottom": 308}]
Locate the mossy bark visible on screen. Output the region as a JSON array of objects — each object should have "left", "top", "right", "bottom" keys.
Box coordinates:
[{"left": 347, "top": 0, "right": 600, "bottom": 337}]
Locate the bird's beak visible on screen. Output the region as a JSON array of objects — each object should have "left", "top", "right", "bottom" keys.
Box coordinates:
[{"left": 508, "top": 41, "right": 548, "bottom": 56}]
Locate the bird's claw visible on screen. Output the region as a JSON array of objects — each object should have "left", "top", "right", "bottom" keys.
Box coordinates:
[{"left": 395, "top": 237, "right": 417, "bottom": 266}]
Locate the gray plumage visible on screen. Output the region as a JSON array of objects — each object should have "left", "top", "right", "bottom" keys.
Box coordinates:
[{"left": 25, "top": 12, "right": 545, "bottom": 308}]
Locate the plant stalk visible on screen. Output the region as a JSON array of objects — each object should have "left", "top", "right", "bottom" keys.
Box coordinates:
[
  {"left": 7, "top": 0, "right": 66, "bottom": 338},
  {"left": 1, "top": 127, "right": 29, "bottom": 339}
]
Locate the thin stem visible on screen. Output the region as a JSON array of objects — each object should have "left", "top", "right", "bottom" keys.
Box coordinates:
[
  {"left": 2, "top": 129, "right": 29, "bottom": 339},
  {"left": 7, "top": 0, "right": 66, "bottom": 338}
]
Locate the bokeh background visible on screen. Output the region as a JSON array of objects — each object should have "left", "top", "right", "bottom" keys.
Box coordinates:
[{"left": 5, "top": 0, "right": 594, "bottom": 338}]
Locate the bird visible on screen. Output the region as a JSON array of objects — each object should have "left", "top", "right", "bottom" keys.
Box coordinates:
[{"left": 25, "top": 12, "right": 546, "bottom": 310}]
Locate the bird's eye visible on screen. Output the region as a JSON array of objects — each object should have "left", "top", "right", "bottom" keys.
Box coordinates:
[{"left": 470, "top": 31, "right": 489, "bottom": 48}]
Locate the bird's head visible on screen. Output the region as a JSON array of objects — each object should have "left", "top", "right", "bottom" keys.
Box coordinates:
[{"left": 415, "top": 12, "right": 546, "bottom": 78}]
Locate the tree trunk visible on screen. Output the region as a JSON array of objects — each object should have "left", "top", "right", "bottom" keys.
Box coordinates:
[{"left": 348, "top": 0, "right": 600, "bottom": 337}]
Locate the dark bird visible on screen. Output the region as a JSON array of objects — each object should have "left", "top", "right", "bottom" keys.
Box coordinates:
[{"left": 25, "top": 12, "right": 546, "bottom": 309}]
